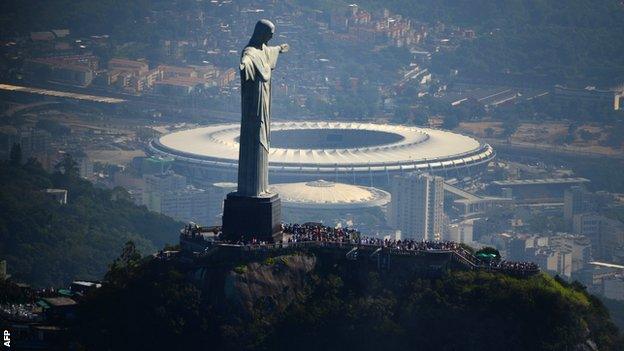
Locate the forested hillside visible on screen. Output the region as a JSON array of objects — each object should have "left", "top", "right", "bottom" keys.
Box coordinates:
[
  {"left": 0, "top": 154, "right": 181, "bottom": 287},
  {"left": 72, "top": 250, "right": 624, "bottom": 350},
  {"left": 359, "top": 0, "right": 624, "bottom": 87}
]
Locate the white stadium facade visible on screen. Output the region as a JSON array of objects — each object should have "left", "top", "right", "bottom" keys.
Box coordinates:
[
  {"left": 269, "top": 180, "right": 391, "bottom": 229},
  {"left": 149, "top": 121, "right": 495, "bottom": 189}
]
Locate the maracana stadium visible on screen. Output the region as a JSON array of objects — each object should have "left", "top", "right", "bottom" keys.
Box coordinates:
[{"left": 148, "top": 121, "right": 495, "bottom": 188}]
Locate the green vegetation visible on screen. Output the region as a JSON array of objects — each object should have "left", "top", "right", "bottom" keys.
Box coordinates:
[
  {"left": 0, "top": 156, "right": 181, "bottom": 287},
  {"left": 386, "top": 0, "right": 624, "bottom": 87},
  {"left": 0, "top": 279, "right": 30, "bottom": 304},
  {"left": 71, "top": 251, "right": 623, "bottom": 350},
  {"left": 569, "top": 158, "right": 624, "bottom": 193},
  {"left": 234, "top": 265, "right": 248, "bottom": 274}
]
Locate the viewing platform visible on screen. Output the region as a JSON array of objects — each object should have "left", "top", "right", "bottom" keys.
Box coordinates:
[{"left": 178, "top": 223, "right": 540, "bottom": 277}]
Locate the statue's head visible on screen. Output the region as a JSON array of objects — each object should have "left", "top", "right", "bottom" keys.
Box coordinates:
[{"left": 248, "top": 19, "right": 275, "bottom": 47}]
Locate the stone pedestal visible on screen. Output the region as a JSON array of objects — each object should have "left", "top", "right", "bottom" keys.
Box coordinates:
[{"left": 222, "top": 192, "right": 282, "bottom": 242}]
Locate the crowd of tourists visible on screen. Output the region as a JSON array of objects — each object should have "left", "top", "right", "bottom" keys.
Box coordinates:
[
  {"left": 282, "top": 223, "right": 360, "bottom": 243},
  {"left": 180, "top": 222, "right": 539, "bottom": 275},
  {"left": 491, "top": 260, "right": 539, "bottom": 274},
  {"left": 281, "top": 223, "right": 538, "bottom": 274},
  {"left": 283, "top": 223, "right": 463, "bottom": 253}
]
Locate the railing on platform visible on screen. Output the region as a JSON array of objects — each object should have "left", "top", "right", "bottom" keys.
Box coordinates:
[
  {"left": 179, "top": 224, "right": 539, "bottom": 276},
  {"left": 195, "top": 240, "right": 539, "bottom": 276}
]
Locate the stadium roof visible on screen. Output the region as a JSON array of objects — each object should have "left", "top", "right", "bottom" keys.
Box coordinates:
[
  {"left": 151, "top": 121, "right": 494, "bottom": 173},
  {"left": 269, "top": 180, "right": 390, "bottom": 209}
]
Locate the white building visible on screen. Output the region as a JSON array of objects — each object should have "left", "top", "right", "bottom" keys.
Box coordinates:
[
  {"left": 142, "top": 172, "right": 211, "bottom": 225},
  {"left": 536, "top": 249, "right": 573, "bottom": 278},
  {"left": 389, "top": 172, "right": 444, "bottom": 241},
  {"left": 155, "top": 186, "right": 211, "bottom": 225},
  {"left": 44, "top": 188, "right": 68, "bottom": 204},
  {"left": 564, "top": 186, "right": 593, "bottom": 222},
  {"left": 549, "top": 234, "right": 592, "bottom": 273},
  {"left": 269, "top": 180, "right": 391, "bottom": 229},
  {"left": 445, "top": 219, "right": 475, "bottom": 244},
  {"left": 143, "top": 172, "right": 187, "bottom": 193}
]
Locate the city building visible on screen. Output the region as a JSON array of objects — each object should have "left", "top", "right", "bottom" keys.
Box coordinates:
[
  {"left": 389, "top": 173, "right": 444, "bottom": 240},
  {"left": 108, "top": 58, "right": 148, "bottom": 75},
  {"left": 8, "top": 129, "right": 51, "bottom": 160},
  {"left": 536, "top": 249, "right": 573, "bottom": 278},
  {"left": 153, "top": 79, "right": 202, "bottom": 96},
  {"left": 74, "top": 154, "right": 93, "bottom": 179},
  {"left": 444, "top": 183, "right": 512, "bottom": 217},
  {"left": 603, "top": 276, "right": 624, "bottom": 301},
  {"left": 44, "top": 189, "right": 68, "bottom": 204},
  {"left": 572, "top": 212, "right": 601, "bottom": 237},
  {"left": 444, "top": 218, "right": 475, "bottom": 244},
  {"left": 507, "top": 234, "right": 549, "bottom": 261},
  {"left": 564, "top": 186, "right": 595, "bottom": 222},
  {"left": 489, "top": 178, "right": 590, "bottom": 203},
  {"left": 571, "top": 213, "right": 624, "bottom": 262},
  {"left": 549, "top": 234, "right": 592, "bottom": 273},
  {"left": 132, "top": 156, "right": 174, "bottom": 175},
  {"left": 141, "top": 172, "right": 213, "bottom": 225},
  {"left": 143, "top": 172, "right": 187, "bottom": 195},
  {"left": 23, "top": 55, "right": 99, "bottom": 86},
  {"left": 615, "top": 91, "right": 624, "bottom": 111},
  {"left": 598, "top": 218, "right": 624, "bottom": 262},
  {"left": 107, "top": 58, "right": 154, "bottom": 93},
  {"left": 154, "top": 186, "right": 211, "bottom": 225}
]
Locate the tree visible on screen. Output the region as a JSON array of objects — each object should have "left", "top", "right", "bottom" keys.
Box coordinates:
[
  {"left": 54, "top": 153, "right": 79, "bottom": 178},
  {"left": 0, "top": 161, "right": 181, "bottom": 287},
  {"left": 501, "top": 119, "right": 519, "bottom": 137},
  {"left": 105, "top": 241, "right": 142, "bottom": 285},
  {"left": 443, "top": 114, "right": 459, "bottom": 129},
  {"left": 9, "top": 143, "right": 22, "bottom": 166}
]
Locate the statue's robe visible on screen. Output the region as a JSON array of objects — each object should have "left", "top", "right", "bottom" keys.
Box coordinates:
[{"left": 237, "top": 43, "right": 281, "bottom": 197}]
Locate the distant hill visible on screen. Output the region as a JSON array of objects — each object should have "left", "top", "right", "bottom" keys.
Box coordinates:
[
  {"left": 369, "top": 0, "right": 624, "bottom": 87},
  {"left": 0, "top": 157, "right": 181, "bottom": 287},
  {"left": 71, "top": 247, "right": 624, "bottom": 350}
]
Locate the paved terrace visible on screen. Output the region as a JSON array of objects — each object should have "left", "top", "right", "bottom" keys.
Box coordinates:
[{"left": 177, "top": 223, "right": 539, "bottom": 277}]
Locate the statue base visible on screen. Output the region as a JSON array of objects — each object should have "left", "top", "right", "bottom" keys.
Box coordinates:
[{"left": 222, "top": 192, "right": 282, "bottom": 242}]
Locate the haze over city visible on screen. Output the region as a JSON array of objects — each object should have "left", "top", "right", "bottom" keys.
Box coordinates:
[{"left": 1, "top": 0, "right": 624, "bottom": 350}]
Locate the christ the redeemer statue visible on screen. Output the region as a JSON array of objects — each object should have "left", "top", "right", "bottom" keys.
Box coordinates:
[
  {"left": 222, "top": 19, "right": 288, "bottom": 241},
  {"left": 237, "top": 19, "right": 289, "bottom": 196}
]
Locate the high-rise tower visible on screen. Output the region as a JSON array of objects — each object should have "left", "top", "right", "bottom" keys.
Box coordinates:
[{"left": 389, "top": 172, "right": 444, "bottom": 241}]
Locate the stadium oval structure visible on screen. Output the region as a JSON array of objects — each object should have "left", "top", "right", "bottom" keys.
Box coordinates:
[
  {"left": 149, "top": 121, "right": 495, "bottom": 187},
  {"left": 270, "top": 180, "right": 391, "bottom": 210},
  {"left": 268, "top": 180, "right": 391, "bottom": 228}
]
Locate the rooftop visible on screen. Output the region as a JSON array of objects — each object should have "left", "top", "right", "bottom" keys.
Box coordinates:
[
  {"left": 491, "top": 178, "right": 590, "bottom": 186},
  {"left": 151, "top": 121, "right": 494, "bottom": 172},
  {"left": 41, "top": 297, "right": 77, "bottom": 307},
  {"left": 269, "top": 180, "right": 390, "bottom": 209}
]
